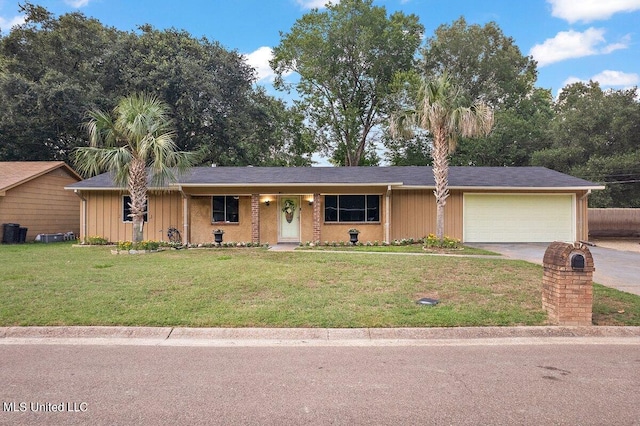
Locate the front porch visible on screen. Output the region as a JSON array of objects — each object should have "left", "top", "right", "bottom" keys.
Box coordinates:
[{"left": 180, "top": 191, "right": 388, "bottom": 246}]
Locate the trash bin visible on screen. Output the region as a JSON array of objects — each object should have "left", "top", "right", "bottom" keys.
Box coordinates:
[
  {"left": 2, "top": 223, "right": 20, "bottom": 244},
  {"left": 18, "top": 227, "right": 28, "bottom": 243}
]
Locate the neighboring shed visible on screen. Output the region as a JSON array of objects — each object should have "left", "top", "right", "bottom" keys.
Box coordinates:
[
  {"left": 66, "top": 166, "right": 604, "bottom": 245},
  {"left": 0, "top": 162, "right": 81, "bottom": 242}
]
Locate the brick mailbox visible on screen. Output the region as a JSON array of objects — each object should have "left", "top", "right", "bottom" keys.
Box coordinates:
[{"left": 542, "top": 242, "right": 595, "bottom": 326}]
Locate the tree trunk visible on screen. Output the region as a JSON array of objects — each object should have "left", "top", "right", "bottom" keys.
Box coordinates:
[
  {"left": 432, "top": 128, "right": 450, "bottom": 240},
  {"left": 128, "top": 158, "right": 147, "bottom": 243},
  {"left": 132, "top": 216, "right": 144, "bottom": 243}
]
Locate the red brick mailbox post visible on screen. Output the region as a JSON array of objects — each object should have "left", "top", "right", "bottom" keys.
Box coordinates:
[{"left": 542, "top": 242, "right": 595, "bottom": 326}]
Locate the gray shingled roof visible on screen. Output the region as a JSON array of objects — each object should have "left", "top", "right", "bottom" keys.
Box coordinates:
[{"left": 66, "top": 166, "right": 603, "bottom": 190}]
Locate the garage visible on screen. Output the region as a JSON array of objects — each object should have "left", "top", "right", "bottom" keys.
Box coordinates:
[{"left": 463, "top": 193, "right": 575, "bottom": 243}]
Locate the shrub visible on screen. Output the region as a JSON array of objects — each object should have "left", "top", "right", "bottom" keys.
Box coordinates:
[
  {"left": 85, "top": 236, "right": 108, "bottom": 245},
  {"left": 159, "top": 241, "right": 184, "bottom": 249},
  {"left": 117, "top": 241, "right": 133, "bottom": 251},
  {"left": 116, "top": 240, "right": 160, "bottom": 251},
  {"left": 138, "top": 240, "right": 160, "bottom": 251},
  {"left": 423, "top": 233, "right": 461, "bottom": 249}
]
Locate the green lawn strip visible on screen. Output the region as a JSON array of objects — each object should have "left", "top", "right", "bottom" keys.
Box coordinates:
[
  {"left": 593, "top": 284, "right": 640, "bottom": 326},
  {"left": 297, "top": 244, "right": 498, "bottom": 256},
  {"left": 0, "top": 243, "right": 638, "bottom": 327}
]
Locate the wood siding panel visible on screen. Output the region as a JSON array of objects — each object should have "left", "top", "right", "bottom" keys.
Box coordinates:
[
  {"left": 148, "top": 191, "right": 184, "bottom": 242},
  {"left": 391, "top": 189, "right": 433, "bottom": 240},
  {"left": 83, "top": 191, "right": 182, "bottom": 243},
  {"left": 445, "top": 192, "right": 464, "bottom": 240},
  {"left": 0, "top": 168, "right": 79, "bottom": 240},
  {"left": 390, "top": 190, "right": 463, "bottom": 241}
]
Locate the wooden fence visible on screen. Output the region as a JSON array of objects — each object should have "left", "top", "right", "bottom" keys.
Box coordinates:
[{"left": 589, "top": 208, "right": 640, "bottom": 237}]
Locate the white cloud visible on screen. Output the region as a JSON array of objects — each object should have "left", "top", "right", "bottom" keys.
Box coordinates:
[
  {"left": 592, "top": 70, "right": 639, "bottom": 86},
  {"left": 295, "top": 0, "right": 337, "bottom": 9},
  {"left": 64, "top": 0, "right": 90, "bottom": 8},
  {"left": 548, "top": 0, "right": 640, "bottom": 23},
  {"left": 0, "top": 14, "right": 25, "bottom": 32},
  {"left": 530, "top": 28, "right": 629, "bottom": 67},
  {"left": 600, "top": 34, "right": 631, "bottom": 53},
  {"left": 244, "top": 46, "right": 278, "bottom": 83},
  {"left": 562, "top": 70, "right": 639, "bottom": 88}
]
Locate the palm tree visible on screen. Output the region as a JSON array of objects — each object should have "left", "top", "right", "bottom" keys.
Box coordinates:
[
  {"left": 392, "top": 74, "right": 494, "bottom": 240},
  {"left": 73, "top": 93, "right": 198, "bottom": 242}
]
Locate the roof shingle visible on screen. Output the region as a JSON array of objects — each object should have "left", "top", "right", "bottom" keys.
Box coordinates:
[{"left": 66, "top": 166, "right": 603, "bottom": 190}]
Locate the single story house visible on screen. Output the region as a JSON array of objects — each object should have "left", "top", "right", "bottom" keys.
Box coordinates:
[
  {"left": 65, "top": 166, "right": 604, "bottom": 245},
  {"left": 0, "top": 161, "right": 82, "bottom": 241}
]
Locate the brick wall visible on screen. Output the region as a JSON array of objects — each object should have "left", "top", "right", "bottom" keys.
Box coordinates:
[
  {"left": 313, "top": 193, "right": 321, "bottom": 243},
  {"left": 251, "top": 194, "right": 260, "bottom": 244}
]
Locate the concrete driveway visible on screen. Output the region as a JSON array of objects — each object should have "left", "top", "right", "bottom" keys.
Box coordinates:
[{"left": 467, "top": 243, "right": 640, "bottom": 296}]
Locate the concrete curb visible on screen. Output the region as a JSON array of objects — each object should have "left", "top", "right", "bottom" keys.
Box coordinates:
[{"left": 1, "top": 326, "right": 639, "bottom": 344}]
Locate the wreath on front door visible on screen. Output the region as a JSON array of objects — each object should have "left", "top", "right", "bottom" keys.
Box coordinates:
[{"left": 282, "top": 199, "right": 296, "bottom": 223}]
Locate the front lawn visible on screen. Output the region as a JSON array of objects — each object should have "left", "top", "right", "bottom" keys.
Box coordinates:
[{"left": 1, "top": 242, "right": 638, "bottom": 327}]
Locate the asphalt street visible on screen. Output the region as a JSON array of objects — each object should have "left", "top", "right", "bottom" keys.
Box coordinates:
[{"left": 1, "top": 328, "right": 640, "bottom": 425}]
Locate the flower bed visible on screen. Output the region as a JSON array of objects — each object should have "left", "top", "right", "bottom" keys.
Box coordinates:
[{"left": 299, "top": 235, "right": 461, "bottom": 249}]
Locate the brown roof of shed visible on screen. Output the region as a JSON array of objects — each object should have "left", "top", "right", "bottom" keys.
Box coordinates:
[{"left": 0, "top": 162, "right": 81, "bottom": 193}]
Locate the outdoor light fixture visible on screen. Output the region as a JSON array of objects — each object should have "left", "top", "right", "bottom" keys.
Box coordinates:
[
  {"left": 264, "top": 200, "right": 270, "bottom": 206},
  {"left": 308, "top": 199, "right": 313, "bottom": 205}
]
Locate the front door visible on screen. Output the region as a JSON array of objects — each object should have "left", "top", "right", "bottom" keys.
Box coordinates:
[{"left": 279, "top": 196, "right": 301, "bottom": 243}]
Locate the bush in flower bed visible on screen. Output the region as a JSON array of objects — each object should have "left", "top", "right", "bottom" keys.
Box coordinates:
[
  {"left": 116, "top": 240, "right": 161, "bottom": 251},
  {"left": 84, "top": 235, "right": 109, "bottom": 245},
  {"left": 191, "top": 241, "right": 270, "bottom": 249},
  {"left": 159, "top": 241, "right": 185, "bottom": 249},
  {"left": 423, "top": 234, "right": 461, "bottom": 249},
  {"left": 111, "top": 240, "right": 269, "bottom": 253},
  {"left": 300, "top": 235, "right": 461, "bottom": 250}
]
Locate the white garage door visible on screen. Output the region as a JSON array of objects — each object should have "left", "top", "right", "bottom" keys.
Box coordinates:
[{"left": 463, "top": 194, "right": 575, "bottom": 243}]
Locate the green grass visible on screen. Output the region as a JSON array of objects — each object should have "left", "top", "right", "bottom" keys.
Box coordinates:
[
  {"left": 297, "top": 243, "right": 498, "bottom": 256},
  {"left": 0, "top": 242, "right": 638, "bottom": 327},
  {"left": 593, "top": 284, "right": 640, "bottom": 326}
]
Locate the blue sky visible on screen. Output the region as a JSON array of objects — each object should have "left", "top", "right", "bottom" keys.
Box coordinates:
[{"left": 1, "top": 0, "right": 639, "bottom": 98}]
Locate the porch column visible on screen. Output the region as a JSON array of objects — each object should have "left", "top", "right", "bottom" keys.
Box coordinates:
[
  {"left": 181, "top": 192, "right": 190, "bottom": 245},
  {"left": 313, "top": 193, "right": 321, "bottom": 243},
  {"left": 251, "top": 194, "right": 260, "bottom": 244},
  {"left": 385, "top": 186, "right": 391, "bottom": 243},
  {"left": 73, "top": 190, "right": 87, "bottom": 242}
]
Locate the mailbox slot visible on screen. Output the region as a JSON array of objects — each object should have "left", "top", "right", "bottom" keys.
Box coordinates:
[{"left": 571, "top": 253, "right": 585, "bottom": 270}]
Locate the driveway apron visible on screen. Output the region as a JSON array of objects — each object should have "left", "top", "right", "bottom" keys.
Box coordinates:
[{"left": 467, "top": 243, "right": 640, "bottom": 296}]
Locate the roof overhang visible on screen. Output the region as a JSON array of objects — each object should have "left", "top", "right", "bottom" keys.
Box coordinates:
[
  {"left": 64, "top": 186, "right": 173, "bottom": 191},
  {"left": 172, "top": 182, "right": 404, "bottom": 188},
  {"left": 398, "top": 185, "right": 606, "bottom": 191}
]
